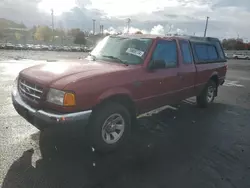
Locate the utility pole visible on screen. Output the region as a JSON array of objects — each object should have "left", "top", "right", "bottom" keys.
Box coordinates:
[
  {"left": 92, "top": 19, "right": 96, "bottom": 35},
  {"left": 59, "top": 21, "right": 64, "bottom": 45},
  {"left": 51, "top": 9, "right": 55, "bottom": 43},
  {"left": 100, "top": 24, "right": 104, "bottom": 35},
  {"left": 100, "top": 25, "right": 104, "bottom": 35},
  {"left": 204, "top": 16, "right": 209, "bottom": 37},
  {"left": 127, "top": 18, "right": 131, "bottom": 33}
]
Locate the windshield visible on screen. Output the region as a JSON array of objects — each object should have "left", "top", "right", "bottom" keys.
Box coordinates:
[{"left": 89, "top": 36, "right": 152, "bottom": 65}]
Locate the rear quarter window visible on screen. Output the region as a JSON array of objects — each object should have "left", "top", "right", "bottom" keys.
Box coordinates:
[
  {"left": 207, "top": 45, "right": 218, "bottom": 60},
  {"left": 213, "top": 41, "right": 226, "bottom": 59},
  {"left": 192, "top": 43, "right": 221, "bottom": 63},
  {"left": 194, "top": 44, "right": 209, "bottom": 61}
]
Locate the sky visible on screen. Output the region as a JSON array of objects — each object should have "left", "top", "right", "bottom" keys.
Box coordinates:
[{"left": 0, "top": 0, "right": 250, "bottom": 39}]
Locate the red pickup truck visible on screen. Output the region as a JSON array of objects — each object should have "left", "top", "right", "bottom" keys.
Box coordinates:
[{"left": 12, "top": 34, "right": 227, "bottom": 152}]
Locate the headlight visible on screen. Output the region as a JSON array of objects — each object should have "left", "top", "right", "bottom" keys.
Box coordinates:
[{"left": 47, "top": 88, "right": 76, "bottom": 106}]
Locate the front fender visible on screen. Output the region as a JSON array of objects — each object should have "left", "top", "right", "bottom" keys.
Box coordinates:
[{"left": 97, "top": 87, "right": 133, "bottom": 103}]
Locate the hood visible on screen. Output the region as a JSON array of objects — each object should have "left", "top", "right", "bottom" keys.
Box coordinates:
[{"left": 20, "top": 59, "right": 130, "bottom": 89}]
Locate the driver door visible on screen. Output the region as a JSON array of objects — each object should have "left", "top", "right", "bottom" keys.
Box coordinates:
[{"left": 136, "top": 39, "right": 182, "bottom": 113}]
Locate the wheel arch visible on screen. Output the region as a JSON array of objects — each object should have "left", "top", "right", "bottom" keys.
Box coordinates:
[
  {"left": 93, "top": 89, "right": 137, "bottom": 118},
  {"left": 209, "top": 73, "right": 219, "bottom": 96}
]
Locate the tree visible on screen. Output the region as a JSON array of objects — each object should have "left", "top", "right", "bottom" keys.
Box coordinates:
[
  {"left": 135, "top": 30, "right": 143, "bottom": 34},
  {"left": 222, "top": 38, "right": 248, "bottom": 50},
  {"left": 74, "top": 31, "right": 87, "bottom": 45},
  {"left": 18, "top": 22, "right": 26, "bottom": 28},
  {"left": 29, "top": 26, "right": 37, "bottom": 41},
  {"left": 34, "top": 26, "right": 52, "bottom": 42},
  {"left": 68, "top": 28, "right": 81, "bottom": 38},
  {"left": 0, "top": 31, "right": 3, "bottom": 39},
  {"left": 15, "top": 32, "right": 22, "bottom": 41},
  {"left": 54, "top": 28, "right": 66, "bottom": 44}
]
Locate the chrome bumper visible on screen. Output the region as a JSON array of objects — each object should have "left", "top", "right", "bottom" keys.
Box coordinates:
[{"left": 12, "top": 89, "right": 92, "bottom": 130}]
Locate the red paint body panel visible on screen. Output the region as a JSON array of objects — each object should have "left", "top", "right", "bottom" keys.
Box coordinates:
[{"left": 18, "top": 35, "right": 227, "bottom": 114}]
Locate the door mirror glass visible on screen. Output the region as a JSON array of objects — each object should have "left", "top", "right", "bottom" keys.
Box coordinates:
[{"left": 149, "top": 60, "right": 166, "bottom": 70}]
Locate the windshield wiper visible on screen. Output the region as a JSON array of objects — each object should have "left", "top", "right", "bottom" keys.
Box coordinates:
[{"left": 102, "top": 55, "right": 128, "bottom": 66}]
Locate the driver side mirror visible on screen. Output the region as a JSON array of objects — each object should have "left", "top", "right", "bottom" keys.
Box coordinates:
[{"left": 148, "top": 60, "right": 166, "bottom": 70}]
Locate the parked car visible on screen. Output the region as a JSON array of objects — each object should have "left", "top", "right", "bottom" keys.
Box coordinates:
[
  {"left": 12, "top": 34, "right": 227, "bottom": 152},
  {"left": 224, "top": 53, "right": 228, "bottom": 58},
  {"left": 14, "top": 44, "right": 24, "bottom": 50},
  {"left": 233, "top": 53, "right": 250, "bottom": 60},
  {"left": 33, "top": 45, "right": 42, "bottom": 51},
  {"left": 48, "top": 45, "right": 56, "bottom": 51},
  {"left": 41, "top": 45, "right": 49, "bottom": 51},
  {"left": 84, "top": 46, "right": 94, "bottom": 52},
  {"left": 26, "top": 44, "right": 34, "bottom": 50},
  {"left": 5, "top": 43, "right": 15, "bottom": 50},
  {"left": 0, "top": 43, "right": 5, "bottom": 49}
]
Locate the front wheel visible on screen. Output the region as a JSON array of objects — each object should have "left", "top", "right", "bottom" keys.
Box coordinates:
[
  {"left": 87, "top": 102, "right": 131, "bottom": 153},
  {"left": 196, "top": 80, "right": 217, "bottom": 108}
]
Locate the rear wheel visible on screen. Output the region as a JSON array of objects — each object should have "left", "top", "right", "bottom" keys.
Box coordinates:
[
  {"left": 87, "top": 102, "right": 131, "bottom": 153},
  {"left": 197, "top": 80, "right": 217, "bottom": 108}
]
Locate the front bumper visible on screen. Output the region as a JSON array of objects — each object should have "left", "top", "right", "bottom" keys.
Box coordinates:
[{"left": 12, "top": 90, "right": 92, "bottom": 130}]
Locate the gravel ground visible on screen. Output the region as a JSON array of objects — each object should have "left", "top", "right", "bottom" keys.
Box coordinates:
[{"left": 0, "top": 51, "right": 250, "bottom": 188}]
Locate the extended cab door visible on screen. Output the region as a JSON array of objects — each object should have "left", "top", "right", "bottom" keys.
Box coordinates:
[
  {"left": 176, "top": 39, "right": 197, "bottom": 98},
  {"left": 135, "top": 39, "right": 182, "bottom": 113}
]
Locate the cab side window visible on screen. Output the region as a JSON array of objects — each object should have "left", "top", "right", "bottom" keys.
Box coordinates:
[
  {"left": 152, "top": 40, "right": 177, "bottom": 68},
  {"left": 180, "top": 41, "right": 193, "bottom": 64},
  {"left": 193, "top": 43, "right": 220, "bottom": 63}
]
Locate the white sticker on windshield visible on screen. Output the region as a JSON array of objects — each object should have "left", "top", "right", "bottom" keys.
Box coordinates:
[{"left": 126, "top": 48, "right": 144, "bottom": 57}]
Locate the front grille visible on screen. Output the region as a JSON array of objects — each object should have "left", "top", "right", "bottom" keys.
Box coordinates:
[{"left": 18, "top": 78, "right": 43, "bottom": 102}]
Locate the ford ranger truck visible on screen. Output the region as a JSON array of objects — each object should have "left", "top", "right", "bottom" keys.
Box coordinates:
[{"left": 12, "top": 34, "right": 227, "bottom": 152}]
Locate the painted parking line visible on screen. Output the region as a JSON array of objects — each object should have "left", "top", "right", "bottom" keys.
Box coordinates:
[
  {"left": 224, "top": 80, "right": 245, "bottom": 87},
  {"left": 137, "top": 105, "right": 178, "bottom": 118}
]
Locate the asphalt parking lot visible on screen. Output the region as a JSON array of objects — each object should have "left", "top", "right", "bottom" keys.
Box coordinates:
[{"left": 0, "top": 51, "right": 250, "bottom": 188}]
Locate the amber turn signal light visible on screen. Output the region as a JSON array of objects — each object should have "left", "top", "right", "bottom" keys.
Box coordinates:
[{"left": 63, "top": 93, "right": 76, "bottom": 106}]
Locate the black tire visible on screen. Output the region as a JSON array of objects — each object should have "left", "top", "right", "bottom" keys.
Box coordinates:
[
  {"left": 87, "top": 102, "right": 131, "bottom": 153},
  {"left": 196, "top": 80, "right": 217, "bottom": 108}
]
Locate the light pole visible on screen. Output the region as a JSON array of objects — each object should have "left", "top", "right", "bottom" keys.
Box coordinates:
[
  {"left": 204, "top": 16, "right": 209, "bottom": 37},
  {"left": 127, "top": 18, "right": 131, "bottom": 33},
  {"left": 92, "top": 19, "right": 96, "bottom": 35},
  {"left": 100, "top": 25, "right": 104, "bottom": 35},
  {"left": 51, "top": 9, "right": 55, "bottom": 43}
]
